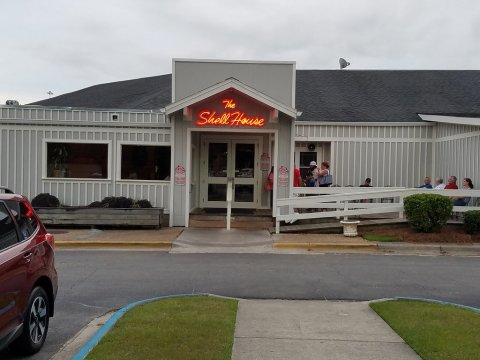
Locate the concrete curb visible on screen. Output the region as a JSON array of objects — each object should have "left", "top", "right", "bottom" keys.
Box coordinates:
[
  {"left": 394, "top": 297, "right": 480, "bottom": 313},
  {"left": 273, "top": 242, "right": 377, "bottom": 250},
  {"left": 55, "top": 240, "right": 172, "bottom": 249},
  {"left": 378, "top": 242, "right": 480, "bottom": 255}
]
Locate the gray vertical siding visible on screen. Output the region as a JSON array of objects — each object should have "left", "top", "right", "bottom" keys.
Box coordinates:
[
  {"left": 0, "top": 106, "right": 166, "bottom": 125},
  {"left": 435, "top": 123, "right": 480, "bottom": 185},
  {"left": 295, "top": 123, "right": 433, "bottom": 187},
  {"left": 0, "top": 107, "right": 171, "bottom": 210},
  {"left": 4, "top": 105, "right": 479, "bottom": 223}
]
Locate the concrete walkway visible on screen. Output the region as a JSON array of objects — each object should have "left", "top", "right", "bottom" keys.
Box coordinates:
[{"left": 232, "top": 300, "right": 420, "bottom": 360}]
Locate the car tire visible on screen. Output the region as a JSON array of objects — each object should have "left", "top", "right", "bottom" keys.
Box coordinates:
[{"left": 10, "top": 286, "right": 50, "bottom": 355}]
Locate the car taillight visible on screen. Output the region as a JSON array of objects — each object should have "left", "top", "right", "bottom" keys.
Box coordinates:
[
  {"left": 23, "top": 199, "right": 35, "bottom": 218},
  {"left": 45, "top": 233, "right": 55, "bottom": 249}
]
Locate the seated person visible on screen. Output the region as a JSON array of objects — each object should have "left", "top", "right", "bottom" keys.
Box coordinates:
[
  {"left": 434, "top": 178, "right": 446, "bottom": 189},
  {"left": 418, "top": 176, "right": 433, "bottom": 189},
  {"left": 359, "top": 178, "right": 372, "bottom": 202},
  {"left": 453, "top": 178, "right": 474, "bottom": 206},
  {"left": 360, "top": 178, "right": 372, "bottom": 187},
  {"left": 445, "top": 176, "right": 458, "bottom": 189}
]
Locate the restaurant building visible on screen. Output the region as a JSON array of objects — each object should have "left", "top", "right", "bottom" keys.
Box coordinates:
[{"left": 1, "top": 59, "right": 479, "bottom": 226}]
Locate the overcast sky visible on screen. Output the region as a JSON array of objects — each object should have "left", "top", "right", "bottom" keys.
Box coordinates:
[{"left": 1, "top": 0, "right": 478, "bottom": 104}]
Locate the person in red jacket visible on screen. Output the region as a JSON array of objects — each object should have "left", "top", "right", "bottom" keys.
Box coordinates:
[
  {"left": 444, "top": 176, "right": 458, "bottom": 189},
  {"left": 293, "top": 166, "right": 303, "bottom": 187}
]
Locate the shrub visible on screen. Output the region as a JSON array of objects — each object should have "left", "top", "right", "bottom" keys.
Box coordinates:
[
  {"left": 87, "top": 201, "right": 102, "bottom": 208},
  {"left": 100, "top": 196, "right": 134, "bottom": 209},
  {"left": 31, "top": 193, "right": 60, "bottom": 208},
  {"left": 464, "top": 210, "right": 480, "bottom": 234},
  {"left": 403, "top": 193, "right": 452, "bottom": 232},
  {"left": 88, "top": 197, "right": 153, "bottom": 208},
  {"left": 133, "top": 199, "right": 153, "bottom": 208}
]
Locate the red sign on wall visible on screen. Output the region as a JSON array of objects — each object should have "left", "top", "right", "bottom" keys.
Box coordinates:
[
  {"left": 174, "top": 165, "right": 186, "bottom": 186},
  {"left": 278, "top": 166, "right": 289, "bottom": 187},
  {"left": 196, "top": 99, "right": 266, "bottom": 128}
]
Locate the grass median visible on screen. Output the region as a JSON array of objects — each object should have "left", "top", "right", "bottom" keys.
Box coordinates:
[
  {"left": 362, "top": 234, "right": 401, "bottom": 242},
  {"left": 86, "top": 296, "right": 238, "bottom": 360},
  {"left": 370, "top": 299, "right": 480, "bottom": 360}
]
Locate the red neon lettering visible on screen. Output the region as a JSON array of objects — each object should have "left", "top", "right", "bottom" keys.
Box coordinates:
[
  {"left": 222, "top": 99, "right": 236, "bottom": 109},
  {"left": 196, "top": 99, "right": 265, "bottom": 127}
]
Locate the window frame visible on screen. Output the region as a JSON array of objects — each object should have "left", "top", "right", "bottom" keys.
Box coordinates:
[
  {"left": 0, "top": 201, "right": 20, "bottom": 251},
  {"left": 116, "top": 141, "right": 172, "bottom": 183},
  {"left": 4, "top": 200, "right": 40, "bottom": 242},
  {"left": 43, "top": 139, "right": 112, "bottom": 181}
]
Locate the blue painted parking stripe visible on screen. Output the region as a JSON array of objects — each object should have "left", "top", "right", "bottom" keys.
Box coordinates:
[
  {"left": 395, "top": 296, "right": 480, "bottom": 313},
  {"left": 72, "top": 293, "right": 208, "bottom": 360}
]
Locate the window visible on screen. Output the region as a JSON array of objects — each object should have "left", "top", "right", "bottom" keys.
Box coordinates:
[
  {"left": 121, "top": 145, "right": 171, "bottom": 180},
  {"left": 5, "top": 200, "right": 39, "bottom": 240},
  {"left": 0, "top": 203, "right": 18, "bottom": 250},
  {"left": 47, "top": 142, "right": 108, "bottom": 179}
]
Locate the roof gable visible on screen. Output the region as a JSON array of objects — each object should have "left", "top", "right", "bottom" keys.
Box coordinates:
[{"left": 165, "top": 78, "right": 297, "bottom": 118}]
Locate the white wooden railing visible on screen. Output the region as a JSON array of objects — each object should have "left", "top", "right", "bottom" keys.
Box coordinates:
[{"left": 275, "top": 187, "right": 480, "bottom": 233}]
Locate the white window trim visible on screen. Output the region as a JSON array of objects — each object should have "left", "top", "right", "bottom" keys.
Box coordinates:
[
  {"left": 116, "top": 141, "right": 171, "bottom": 182},
  {"left": 42, "top": 139, "right": 112, "bottom": 181}
]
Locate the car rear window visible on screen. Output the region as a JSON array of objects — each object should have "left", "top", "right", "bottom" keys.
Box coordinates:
[
  {"left": 0, "top": 202, "right": 19, "bottom": 250},
  {"left": 4, "top": 200, "right": 39, "bottom": 240}
]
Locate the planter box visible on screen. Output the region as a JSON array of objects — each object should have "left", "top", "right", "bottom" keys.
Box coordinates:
[
  {"left": 35, "top": 207, "right": 163, "bottom": 229},
  {"left": 340, "top": 220, "right": 360, "bottom": 237}
]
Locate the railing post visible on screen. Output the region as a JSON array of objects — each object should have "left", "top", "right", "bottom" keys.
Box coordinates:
[
  {"left": 399, "top": 194, "right": 404, "bottom": 219},
  {"left": 343, "top": 201, "right": 348, "bottom": 221}
]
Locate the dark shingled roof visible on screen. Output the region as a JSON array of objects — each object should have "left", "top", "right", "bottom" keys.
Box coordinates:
[
  {"left": 32, "top": 75, "right": 172, "bottom": 110},
  {"left": 32, "top": 70, "right": 480, "bottom": 122}
]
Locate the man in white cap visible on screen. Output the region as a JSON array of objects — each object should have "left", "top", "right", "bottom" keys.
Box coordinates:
[{"left": 306, "top": 161, "right": 319, "bottom": 187}]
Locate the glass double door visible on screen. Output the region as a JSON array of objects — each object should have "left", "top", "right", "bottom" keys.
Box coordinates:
[{"left": 200, "top": 136, "right": 260, "bottom": 208}]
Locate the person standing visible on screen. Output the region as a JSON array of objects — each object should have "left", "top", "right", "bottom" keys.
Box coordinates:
[
  {"left": 264, "top": 166, "right": 274, "bottom": 206},
  {"left": 305, "top": 161, "right": 319, "bottom": 187},
  {"left": 293, "top": 165, "right": 303, "bottom": 187},
  {"left": 318, "top": 161, "right": 332, "bottom": 187}
]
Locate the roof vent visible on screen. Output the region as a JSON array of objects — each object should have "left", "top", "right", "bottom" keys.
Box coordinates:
[
  {"left": 6, "top": 100, "right": 19, "bottom": 105},
  {"left": 339, "top": 58, "right": 350, "bottom": 69}
]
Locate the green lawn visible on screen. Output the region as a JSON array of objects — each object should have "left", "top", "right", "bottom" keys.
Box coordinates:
[
  {"left": 362, "top": 234, "right": 401, "bottom": 242},
  {"left": 86, "top": 296, "right": 238, "bottom": 360},
  {"left": 370, "top": 300, "right": 480, "bottom": 360}
]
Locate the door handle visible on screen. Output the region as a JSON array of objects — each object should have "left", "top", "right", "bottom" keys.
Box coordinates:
[{"left": 22, "top": 252, "right": 33, "bottom": 264}]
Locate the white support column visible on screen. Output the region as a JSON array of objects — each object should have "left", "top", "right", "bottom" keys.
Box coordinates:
[{"left": 226, "top": 178, "right": 233, "bottom": 230}]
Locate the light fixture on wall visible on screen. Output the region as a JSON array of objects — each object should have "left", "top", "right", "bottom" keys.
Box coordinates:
[{"left": 307, "top": 143, "right": 316, "bottom": 151}]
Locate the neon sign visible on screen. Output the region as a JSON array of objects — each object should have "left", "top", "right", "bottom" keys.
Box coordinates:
[{"left": 196, "top": 99, "right": 266, "bottom": 127}]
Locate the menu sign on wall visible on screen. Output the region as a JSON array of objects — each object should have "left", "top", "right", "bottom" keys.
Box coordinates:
[
  {"left": 196, "top": 99, "right": 266, "bottom": 128},
  {"left": 278, "top": 166, "right": 289, "bottom": 187},
  {"left": 174, "top": 165, "right": 186, "bottom": 185}
]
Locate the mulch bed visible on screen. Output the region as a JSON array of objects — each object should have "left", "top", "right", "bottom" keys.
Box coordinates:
[{"left": 363, "top": 224, "right": 480, "bottom": 243}]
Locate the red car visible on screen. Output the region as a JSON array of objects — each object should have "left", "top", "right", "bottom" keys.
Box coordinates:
[{"left": 0, "top": 188, "right": 58, "bottom": 355}]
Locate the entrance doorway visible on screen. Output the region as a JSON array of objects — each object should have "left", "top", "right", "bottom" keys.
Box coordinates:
[{"left": 200, "top": 135, "right": 261, "bottom": 208}]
